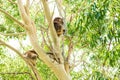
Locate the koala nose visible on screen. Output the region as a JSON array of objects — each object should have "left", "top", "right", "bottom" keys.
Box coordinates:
[{"left": 63, "top": 29, "right": 65, "bottom": 34}]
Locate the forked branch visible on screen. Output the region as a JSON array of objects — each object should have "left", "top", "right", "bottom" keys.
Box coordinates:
[
  {"left": 17, "top": 0, "right": 31, "bottom": 28},
  {"left": 0, "top": 39, "right": 42, "bottom": 80},
  {"left": 41, "top": 0, "right": 64, "bottom": 64}
]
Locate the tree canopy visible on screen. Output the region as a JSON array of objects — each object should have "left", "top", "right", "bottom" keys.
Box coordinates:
[{"left": 0, "top": 0, "right": 120, "bottom": 80}]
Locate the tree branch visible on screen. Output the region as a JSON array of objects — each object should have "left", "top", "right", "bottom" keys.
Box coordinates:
[
  {"left": 65, "top": 40, "right": 73, "bottom": 74},
  {"left": 40, "top": 27, "right": 52, "bottom": 51},
  {"left": 0, "top": 32, "right": 26, "bottom": 36},
  {"left": 55, "top": 0, "right": 64, "bottom": 17},
  {"left": 41, "top": 0, "right": 63, "bottom": 64},
  {"left": 24, "top": 0, "right": 30, "bottom": 17},
  {"left": 0, "top": 39, "right": 42, "bottom": 80},
  {"left": 0, "top": 72, "right": 34, "bottom": 80},
  {"left": 8, "top": 0, "right": 17, "bottom": 5},
  {"left": 17, "top": 0, "right": 71, "bottom": 79},
  {"left": 0, "top": 8, "right": 24, "bottom": 27},
  {"left": 41, "top": 0, "right": 59, "bottom": 48},
  {"left": 17, "top": 0, "right": 31, "bottom": 27},
  {"left": 17, "top": 0, "right": 56, "bottom": 63},
  {"left": 17, "top": 0, "right": 65, "bottom": 70}
]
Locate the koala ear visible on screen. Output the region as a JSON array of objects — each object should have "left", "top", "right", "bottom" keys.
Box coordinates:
[
  {"left": 31, "top": 53, "right": 38, "bottom": 59},
  {"left": 23, "top": 50, "right": 38, "bottom": 66},
  {"left": 23, "top": 50, "right": 38, "bottom": 59},
  {"left": 30, "top": 49, "right": 37, "bottom": 54},
  {"left": 23, "top": 53, "right": 28, "bottom": 58}
]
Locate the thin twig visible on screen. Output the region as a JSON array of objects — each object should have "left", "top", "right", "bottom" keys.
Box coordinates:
[
  {"left": 17, "top": 0, "right": 31, "bottom": 27},
  {"left": 55, "top": 0, "right": 65, "bottom": 17},
  {"left": 46, "top": 29, "right": 54, "bottom": 52},
  {"left": 66, "top": 40, "right": 73, "bottom": 62},
  {"left": 0, "top": 32, "right": 26, "bottom": 36},
  {"left": 40, "top": 27, "right": 51, "bottom": 51},
  {"left": 8, "top": 0, "right": 17, "bottom": 5},
  {"left": 0, "top": 72, "right": 34, "bottom": 80},
  {"left": 41, "top": 0, "right": 60, "bottom": 51}
]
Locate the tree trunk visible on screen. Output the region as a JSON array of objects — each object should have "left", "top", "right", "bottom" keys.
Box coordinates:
[{"left": 17, "top": 0, "right": 71, "bottom": 79}]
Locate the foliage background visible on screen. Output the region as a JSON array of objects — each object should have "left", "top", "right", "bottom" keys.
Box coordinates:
[{"left": 0, "top": 0, "right": 120, "bottom": 80}]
